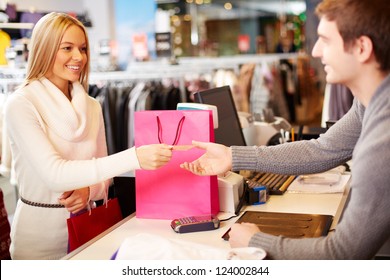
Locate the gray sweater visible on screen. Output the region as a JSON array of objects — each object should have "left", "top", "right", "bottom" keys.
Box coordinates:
[{"left": 231, "top": 74, "right": 390, "bottom": 259}]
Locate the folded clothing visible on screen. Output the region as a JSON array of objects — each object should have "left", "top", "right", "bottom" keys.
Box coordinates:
[{"left": 113, "top": 233, "right": 266, "bottom": 260}]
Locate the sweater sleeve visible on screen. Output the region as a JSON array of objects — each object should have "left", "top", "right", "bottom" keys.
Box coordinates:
[
  {"left": 231, "top": 99, "right": 362, "bottom": 175},
  {"left": 4, "top": 93, "right": 140, "bottom": 193}
]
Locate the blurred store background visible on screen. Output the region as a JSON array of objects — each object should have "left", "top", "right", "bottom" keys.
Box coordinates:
[{"left": 1, "top": 0, "right": 330, "bottom": 220}]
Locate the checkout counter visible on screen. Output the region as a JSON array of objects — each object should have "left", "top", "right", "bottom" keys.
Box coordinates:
[
  {"left": 63, "top": 178, "right": 351, "bottom": 260},
  {"left": 62, "top": 105, "right": 361, "bottom": 260}
]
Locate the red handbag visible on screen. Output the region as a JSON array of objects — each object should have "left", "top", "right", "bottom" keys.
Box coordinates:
[
  {"left": 0, "top": 189, "right": 11, "bottom": 260},
  {"left": 66, "top": 198, "right": 122, "bottom": 252}
]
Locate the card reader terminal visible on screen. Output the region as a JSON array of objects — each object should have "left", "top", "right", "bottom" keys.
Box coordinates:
[{"left": 171, "top": 215, "right": 220, "bottom": 233}]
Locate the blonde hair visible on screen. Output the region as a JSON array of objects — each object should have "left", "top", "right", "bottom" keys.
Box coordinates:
[{"left": 22, "top": 12, "right": 90, "bottom": 91}]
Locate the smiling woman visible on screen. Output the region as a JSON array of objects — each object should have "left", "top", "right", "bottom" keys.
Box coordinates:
[
  {"left": 21, "top": 12, "right": 91, "bottom": 92},
  {"left": 4, "top": 12, "right": 174, "bottom": 260}
]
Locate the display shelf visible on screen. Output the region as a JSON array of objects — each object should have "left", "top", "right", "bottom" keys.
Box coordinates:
[{"left": 0, "top": 22, "right": 34, "bottom": 29}]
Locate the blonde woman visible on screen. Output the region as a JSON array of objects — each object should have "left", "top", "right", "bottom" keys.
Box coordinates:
[{"left": 5, "top": 12, "right": 173, "bottom": 260}]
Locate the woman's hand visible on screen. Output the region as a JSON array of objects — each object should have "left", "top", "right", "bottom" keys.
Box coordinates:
[
  {"left": 136, "top": 144, "right": 173, "bottom": 170},
  {"left": 58, "top": 187, "right": 90, "bottom": 214},
  {"left": 180, "top": 140, "right": 232, "bottom": 176}
]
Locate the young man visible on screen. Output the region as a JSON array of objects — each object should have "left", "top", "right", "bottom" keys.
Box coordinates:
[{"left": 180, "top": 0, "right": 390, "bottom": 259}]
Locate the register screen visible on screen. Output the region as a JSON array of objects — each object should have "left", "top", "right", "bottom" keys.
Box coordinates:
[{"left": 194, "top": 85, "right": 247, "bottom": 147}]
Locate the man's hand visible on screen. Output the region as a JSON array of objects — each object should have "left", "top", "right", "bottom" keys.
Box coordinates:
[{"left": 229, "top": 222, "right": 260, "bottom": 248}]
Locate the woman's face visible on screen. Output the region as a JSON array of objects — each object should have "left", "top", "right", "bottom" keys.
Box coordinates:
[{"left": 45, "top": 25, "right": 87, "bottom": 94}]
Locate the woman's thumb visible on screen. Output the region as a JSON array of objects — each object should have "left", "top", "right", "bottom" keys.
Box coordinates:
[{"left": 191, "top": 140, "right": 208, "bottom": 150}]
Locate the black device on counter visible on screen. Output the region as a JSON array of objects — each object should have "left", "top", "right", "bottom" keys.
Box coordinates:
[
  {"left": 194, "top": 85, "right": 247, "bottom": 147},
  {"left": 171, "top": 215, "right": 220, "bottom": 233},
  {"left": 222, "top": 211, "right": 333, "bottom": 241}
]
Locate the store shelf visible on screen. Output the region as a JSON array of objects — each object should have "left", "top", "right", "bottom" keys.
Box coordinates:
[{"left": 0, "top": 23, "right": 34, "bottom": 29}]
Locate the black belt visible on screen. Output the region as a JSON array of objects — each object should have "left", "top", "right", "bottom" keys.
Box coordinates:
[{"left": 20, "top": 196, "right": 65, "bottom": 208}]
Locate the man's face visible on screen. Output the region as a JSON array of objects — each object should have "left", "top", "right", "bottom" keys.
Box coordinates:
[{"left": 312, "top": 17, "right": 359, "bottom": 86}]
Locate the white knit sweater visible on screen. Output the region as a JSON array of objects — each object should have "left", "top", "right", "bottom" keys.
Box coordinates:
[{"left": 5, "top": 78, "right": 140, "bottom": 259}]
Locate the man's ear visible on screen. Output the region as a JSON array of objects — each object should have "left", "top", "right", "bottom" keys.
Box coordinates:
[{"left": 355, "top": 35, "right": 374, "bottom": 63}]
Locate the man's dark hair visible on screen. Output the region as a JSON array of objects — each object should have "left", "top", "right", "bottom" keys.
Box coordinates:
[{"left": 316, "top": 0, "right": 390, "bottom": 72}]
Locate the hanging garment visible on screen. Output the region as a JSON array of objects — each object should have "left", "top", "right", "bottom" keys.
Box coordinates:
[
  {"left": 115, "top": 86, "right": 132, "bottom": 152},
  {"left": 279, "top": 59, "right": 297, "bottom": 123},
  {"left": 250, "top": 64, "right": 271, "bottom": 115},
  {"left": 237, "top": 64, "right": 256, "bottom": 113},
  {"left": 328, "top": 84, "right": 354, "bottom": 121},
  {"left": 127, "top": 82, "right": 147, "bottom": 148},
  {"left": 269, "top": 64, "right": 291, "bottom": 121}
]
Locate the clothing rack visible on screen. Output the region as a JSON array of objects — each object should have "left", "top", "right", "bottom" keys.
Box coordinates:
[
  {"left": 0, "top": 53, "right": 300, "bottom": 98},
  {"left": 89, "top": 71, "right": 189, "bottom": 102},
  {"left": 90, "top": 53, "right": 299, "bottom": 102}
]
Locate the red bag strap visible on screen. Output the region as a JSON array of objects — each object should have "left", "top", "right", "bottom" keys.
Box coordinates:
[{"left": 157, "top": 115, "right": 185, "bottom": 145}]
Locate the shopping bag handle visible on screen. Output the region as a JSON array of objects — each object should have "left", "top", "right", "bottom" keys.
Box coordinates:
[{"left": 157, "top": 115, "right": 185, "bottom": 145}]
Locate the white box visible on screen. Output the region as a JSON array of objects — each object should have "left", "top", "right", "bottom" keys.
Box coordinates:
[{"left": 218, "top": 172, "right": 244, "bottom": 214}]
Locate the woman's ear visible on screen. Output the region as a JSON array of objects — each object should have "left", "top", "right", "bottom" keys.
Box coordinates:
[{"left": 355, "top": 35, "right": 374, "bottom": 63}]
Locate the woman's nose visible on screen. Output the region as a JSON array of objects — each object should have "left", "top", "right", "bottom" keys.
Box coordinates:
[{"left": 72, "top": 49, "right": 83, "bottom": 61}]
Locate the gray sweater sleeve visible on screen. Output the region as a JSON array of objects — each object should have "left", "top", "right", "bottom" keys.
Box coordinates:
[
  {"left": 231, "top": 98, "right": 363, "bottom": 175},
  {"left": 230, "top": 75, "right": 390, "bottom": 259}
]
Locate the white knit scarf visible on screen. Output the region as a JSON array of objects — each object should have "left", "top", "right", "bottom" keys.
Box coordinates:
[{"left": 20, "top": 77, "right": 92, "bottom": 141}]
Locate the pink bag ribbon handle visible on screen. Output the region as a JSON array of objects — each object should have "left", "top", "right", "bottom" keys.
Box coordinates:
[{"left": 157, "top": 115, "right": 185, "bottom": 145}]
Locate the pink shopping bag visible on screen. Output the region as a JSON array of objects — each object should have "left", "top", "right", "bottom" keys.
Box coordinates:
[{"left": 134, "top": 110, "right": 219, "bottom": 219}]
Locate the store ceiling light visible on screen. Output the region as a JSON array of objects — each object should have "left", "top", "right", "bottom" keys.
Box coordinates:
[{"left": 224, "top": 2, "right": 233, "bottom": 10}]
